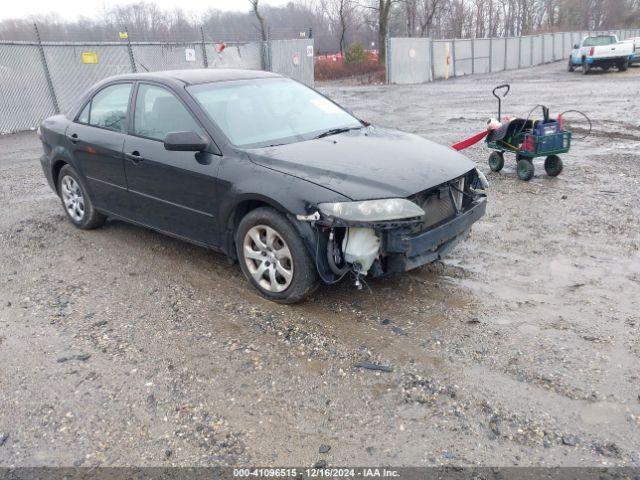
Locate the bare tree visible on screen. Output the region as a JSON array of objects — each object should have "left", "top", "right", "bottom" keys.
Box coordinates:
[
  {"left": 322, "top": 0, "right": 357, "bottom": 54},
  {"left": 417, "top": 0, "right": 444, "bottom": 36},
  {"left": 362, "top": 0, "right": 398, "bottom": 65},
  {"left": 249, "top": 0, "right": 268, "bottom": 41}
]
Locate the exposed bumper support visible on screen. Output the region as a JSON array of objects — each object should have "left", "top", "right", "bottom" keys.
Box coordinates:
[{"left": 382, "top": 197, "right": 487, "bottom": 274}]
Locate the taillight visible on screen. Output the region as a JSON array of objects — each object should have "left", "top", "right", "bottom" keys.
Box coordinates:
[{"left": 589, "top": 47, "right": 595, "bottom": 56}]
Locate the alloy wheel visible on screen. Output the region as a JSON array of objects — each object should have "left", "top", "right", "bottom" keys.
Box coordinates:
[
  {"left": 243, "top": 225, "right": 294, "bottom": 293},
  {"left": 61, "top": 175, "right": 85, "bottom": 222}
]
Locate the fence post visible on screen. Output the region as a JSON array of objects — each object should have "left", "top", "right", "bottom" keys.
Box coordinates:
[
  {"left": 518, "top": 36, "right": 522, "bottom": 68},
  {"left": 264, "top": 25, "right": 272, "bottom": 71},
  {"left": 488, "top": 37, "right": 493, "bottom": 73},
  {"left": 451, "top": 38, "right": 457, "bottom": 77},
  {"left": 33, "top": 23, "right": 59, "bottom": 114},
  {"left": 430, "top": 38, "right": 435, "bottom": 82},
  {"left": 385, "top": 35, "right": 391, "bottom": 84},
  {"left": 542, "top": 34, "right": 545, "bottom": 63},
  {"left": 504, "top": 37, "right": 508, "bottom": 70},
  {"left": 530, "top": 36, "right": 534, "bottom": 65},
  {"left": 200, "top": 26, "right": 208, "bottom": 68},
  {"left": 125, "top": 30, "right": 137, "bottom": 73},
  {"left": 470, "top": 38, "right": 475, "bottom": 74}
]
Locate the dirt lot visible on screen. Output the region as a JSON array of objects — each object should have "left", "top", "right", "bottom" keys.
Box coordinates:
[{"left": 0, "top": 62, "right": 639, "bottom": 468}]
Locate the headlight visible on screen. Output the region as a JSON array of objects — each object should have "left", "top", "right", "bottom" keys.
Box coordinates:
[{"left": 318, "top": 198, "right": 425, "bottom": 222}]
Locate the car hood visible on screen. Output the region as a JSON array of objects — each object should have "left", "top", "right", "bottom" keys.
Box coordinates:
[{"left": 247, "top": 127, "right": 475, "bottom": 200}]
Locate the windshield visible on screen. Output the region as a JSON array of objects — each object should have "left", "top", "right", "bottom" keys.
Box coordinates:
[
  {"left": 583, "top": 36, "right": 616, "bottom": 46},
  {"left": 188, "top": 77, "right": 362, "bottom": 148}
]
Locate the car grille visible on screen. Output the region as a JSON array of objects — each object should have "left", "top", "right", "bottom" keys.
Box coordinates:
[{"left": 409, "top": 177, "right": 465, "bottom": 232}]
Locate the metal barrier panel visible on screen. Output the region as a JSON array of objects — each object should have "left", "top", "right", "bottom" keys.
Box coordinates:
[
  {"left": 554, "top": 33, "right": 565, "bottom": 60},
  {"left": 564, "top": 33, "right": 573, "bottom": 58},
  {"left": 131, "top": 43, "right": 203, "bottom": 71},
  {"left": 473, "top": 39, "right": 491, "bottom": 73},
  {"left": 0, "top": 43, "right": 56, "bottom": 133},
  {"left": 44, "top": 44, "right": 131, "bottom": 115},
  {"left": 269, "top": 39, "right": 314, "bottom": 87},
  {"left": 520, "top": 37, "right": 532, "bottom": 67},
  {"left": 491, "top": 38, "right": 506, "bottom": 72},
  {"left": 204, "top": 42, "right": 262, "bottom": 70},
  {"left": 454, "top": 39, "right": 473, "bottom": 76},
  {"left": 431, "top": 40, "right": 450, "bottom": 80},
  {"left": 543, "top": 33, "right": 554, "bottom": 62},
  {"left": 388, "top": 37, "right": 431, "bottom": 84},
  {"left": 505, "top": 38, "right": 519, "bottom": 69},
  {"left": 532, "top": 35, "right": 543, "bottom": 65}
]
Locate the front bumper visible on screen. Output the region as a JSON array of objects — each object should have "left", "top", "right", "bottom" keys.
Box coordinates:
[{"left": 379, "top": 196, "right": 487, "bottom": 274}]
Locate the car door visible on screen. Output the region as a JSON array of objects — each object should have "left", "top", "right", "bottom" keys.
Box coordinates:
[
  {"left": 124, "top": 82, "right": 222, "bottom": 246},
  {"left": 66, "top": 82, "right": 132, "bottom": 215}
]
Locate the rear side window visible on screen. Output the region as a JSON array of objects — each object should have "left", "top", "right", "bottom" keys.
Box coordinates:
[
  {"left": 134, "top": 84, "right": 203, "bottom": 141},
  {"left": 84, "top": 83, "right": 132, "bottom": 133}
]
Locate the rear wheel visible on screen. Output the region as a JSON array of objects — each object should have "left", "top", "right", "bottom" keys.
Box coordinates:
[
  {"left": 57, "top": 164, "right": 106, "bottom": 229},
  {"left": 544, "top": 155, "right": 563, "bottom": 177},
  {"left": 488, "top": 151, "right": 504, "bottom": 172},
  {"left": 517, "top": 159, "right": 534, "bottom": 181},
  {"left": 236, "top": 207, "right": 318, "bottom": 303},
  {"left": 567, "top": 57, "right": 575, "bottom": 72},
  {"left": 618, "top": 59, "right": 629, "bottom": 72},
  {"left": 582, "top": 59, "right": 590, "bottom": 74}
]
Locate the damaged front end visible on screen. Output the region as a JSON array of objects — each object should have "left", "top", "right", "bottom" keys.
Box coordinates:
[{"left": 298, "top": 168, "right": 488, "bottom": 286}]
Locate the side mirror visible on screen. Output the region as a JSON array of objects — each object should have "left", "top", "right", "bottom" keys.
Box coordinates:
[
  {"left": 573, "top": 44, "right": 580, "bottom": 49},
  {"left": 164, "top": 131, "right": 208, "bottom": 152}
]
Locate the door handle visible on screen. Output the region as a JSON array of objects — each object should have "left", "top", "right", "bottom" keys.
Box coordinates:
[
  {"left": 67, "top": 133, "right": 79, "bottom": 144},
  {"left": 125, "top": 151, "right": 145, "bottom": 164}
]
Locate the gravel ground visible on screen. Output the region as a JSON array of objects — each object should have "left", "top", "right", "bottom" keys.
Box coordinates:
[{"left": 0, "top": 62, "right": 639, "bottom": 468}]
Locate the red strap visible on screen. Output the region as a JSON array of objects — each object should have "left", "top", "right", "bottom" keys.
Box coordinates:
[{"left": 451, "top": 130, "right": 490, "bottom": 151}]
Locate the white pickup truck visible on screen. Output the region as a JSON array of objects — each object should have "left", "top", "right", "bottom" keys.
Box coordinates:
[
  {"left": 568, "top": 34, "right": 634, "bottom": 74},
  {"left": 622, "top": 37, "right": 640, "bottom": 64}
]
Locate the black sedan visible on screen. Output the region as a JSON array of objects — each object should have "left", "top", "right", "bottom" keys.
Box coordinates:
[{"left": 38, "top": 69, "right": 487, "bottom": 303}]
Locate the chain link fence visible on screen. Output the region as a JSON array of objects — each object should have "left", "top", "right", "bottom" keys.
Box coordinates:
[
  {"left": 0, "top": 36, "right": 314, "bottom": 133},
  {"left": 388, "top": 28, "right": 640, "bottom": 85}
]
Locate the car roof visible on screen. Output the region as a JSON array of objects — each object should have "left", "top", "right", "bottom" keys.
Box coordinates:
[{"left": 109, "top": 68, "right": 282, "bottom": 86}]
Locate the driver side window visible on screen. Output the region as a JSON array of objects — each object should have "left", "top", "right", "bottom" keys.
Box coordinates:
[{"left": 134, "top": 84, "right": 203, "bottom": 142}]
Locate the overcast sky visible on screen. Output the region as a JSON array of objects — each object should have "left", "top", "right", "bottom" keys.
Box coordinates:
[{"left": 1, "top": 0, "right": 293, "bottom": 21}]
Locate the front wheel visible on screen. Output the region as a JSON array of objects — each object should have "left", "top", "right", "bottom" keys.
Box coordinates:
[
  {"left": 488, "top": 151, "right": 504, "bottom": 172},
  {"left": 619, "top": 59, "right": 629, "bottom": 72},
  {"left": 544, "top": 155, "right": 563, "bottom": 177},
  {"left": 57, "top": 164, "right": 106, "bottom": 229},
  {"left": 236, "top": 207, "right": 318, "bottom": 303},
  {"left": 517, "top": 159, "right": 534, "bottom": 181}
]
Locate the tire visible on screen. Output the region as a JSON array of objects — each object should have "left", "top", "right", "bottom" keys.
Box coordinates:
[
  {"left": 582, "top": 59, "right": 590, "bottom": 75},
  {"left": 619, "top": 59, "right": 629, "bottom": 72},
  {"left": 544, "top": 155, "right": 563, "bottom": 177},
  {"left": 567, "top": 57, "right": 575, "bottom": 72},
  {"left": 488, "top": 151, "right": 504, "bottom": 172},
  {"left": 517, "top": 159, "right": 534, "bottom": 181},
  {"left": 57, "top": 164, "right": 106, "bottom": 230},
  {"left": 236, "top": 207, "right": 318, "bottom": 304}
]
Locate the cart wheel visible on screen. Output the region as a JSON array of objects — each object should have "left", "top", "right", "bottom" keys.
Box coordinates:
[
  {"left": 488, "top": 151, "right": 504, "bottom": 172},
  {"left": 517, "top": 159, "right": 534, "bottom": 181},
  {"left": 544, "top": 155, "right": 563, "bottom": 177}
]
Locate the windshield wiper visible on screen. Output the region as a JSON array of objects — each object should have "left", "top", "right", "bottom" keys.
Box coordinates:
[{"left": 314, "top": 126, "right": 362, "bottom": 139}]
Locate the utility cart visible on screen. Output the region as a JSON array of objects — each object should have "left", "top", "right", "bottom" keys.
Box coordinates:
[{"left": 486, "top": 84, "right": 572, "bottom": 181}]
